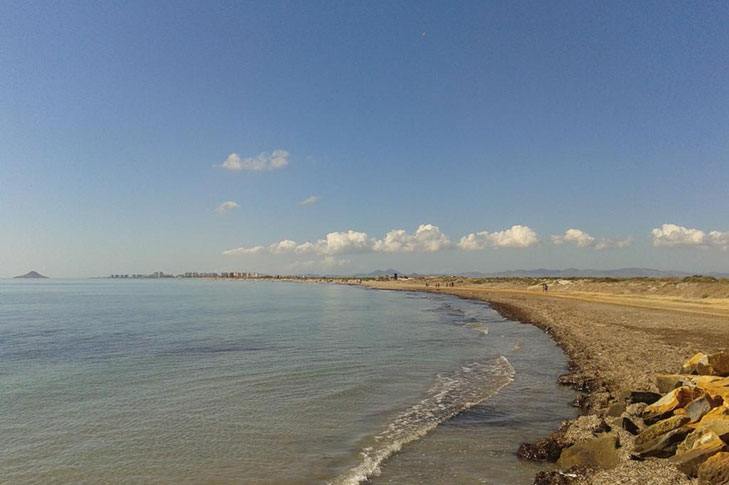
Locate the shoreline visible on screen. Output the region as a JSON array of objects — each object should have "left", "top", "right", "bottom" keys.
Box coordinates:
[{"left": 353, "top": 279, "right": 729, "bottom": 484}]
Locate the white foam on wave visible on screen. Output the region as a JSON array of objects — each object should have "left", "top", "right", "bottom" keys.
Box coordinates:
[
  {"left": 329, "top": 356, "right": 515, "bottom": 485},
  {"left": 461, "top": 321, "right": 489, "bottom": 335}
]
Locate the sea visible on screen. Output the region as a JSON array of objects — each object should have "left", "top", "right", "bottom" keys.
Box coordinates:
[{"left": 1, "top": 279, "right": 577, "bottom": 484}]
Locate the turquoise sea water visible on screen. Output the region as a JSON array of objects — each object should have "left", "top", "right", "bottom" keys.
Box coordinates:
[{"left": 1, "top": 279, "right": 576, "bottom": 484}]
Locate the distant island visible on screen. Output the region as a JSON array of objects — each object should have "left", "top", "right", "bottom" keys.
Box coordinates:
[{"left": 14, "top": 271, "right": 48, "bottom": 279}]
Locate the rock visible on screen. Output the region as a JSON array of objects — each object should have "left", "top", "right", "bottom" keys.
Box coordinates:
[
  {"left": 558, "top": 374, "right": 598, "bottom": 392},
  {"left": 557, "top": 434, "right": 620, "bottom": 470},
  {"left": 644, "top": 387, "right": 704, "bottom": 424},
  {"left": 626, "top": 402, "right": 647, "bottom": 417},
  {"left": 629, "top": 391, "right": 663, "bottom": 404},
  {"left": 606, "top": 389, "right": 656, "bottom": 417},
  {"left": 679, "top": 430, "right": 726, "bottom": 454},
  {"left": 695, "top": 376, "right": 729, "bottom": 401},
  {"left": 694, "top": 405, "right": 729, "bottom": 434},
  {"left": 622, "top": 416, "right": 640, "bottom": 435},
  {"left": 657, "top": 374, "right": 690, "bottom": 394},
  {"left": 669, "top": 435, "right": 727, "bottom": 477},
  {"left": 683, "top": 352, "right": 713, "bottom": 375},
  {"left": 518, "top": 437, "right": 562, "bottom": 462},
  {"left": 678, "top": 403, "right": 729, "bottom": 454},
  {"left": 709, "top": 353, "right": 729, "bottom": 377},
  {"left": 683, "top": 352, "right": 729, "bottom": 377},
  {"left": 607, "top": 400, "right": 626, "bottom": 417},
  {"left": 570, "top": 394, "right": 588, "bottom": 409},
  {"left": 656, "top": 374, "right": 729, "bottom": 399},
  {"left": 635, "top": 415, "right": 691, "bottom": 446},
  {"left": 686, "top": 395, "right": 723, "bottom": 423},
  {"left": 533, "top": 466, "right": 592, "bottom": 485},
  {"left": 632, "top": 426, "right": 692, "bottom": 459},
  {"left": 533, "top": 470, "right": 571, "bottom": 485},
  {"left": 698, "top": 451, "right": 729, "bottom": 484}
]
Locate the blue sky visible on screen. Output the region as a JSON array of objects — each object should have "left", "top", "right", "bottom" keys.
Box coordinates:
[{"left": 1, "top": 1, "right": 728, "bottom": 277}]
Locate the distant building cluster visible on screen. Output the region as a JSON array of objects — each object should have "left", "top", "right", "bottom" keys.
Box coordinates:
[{"left": 109, "top": 271, "right": 261, "bottom": 279}]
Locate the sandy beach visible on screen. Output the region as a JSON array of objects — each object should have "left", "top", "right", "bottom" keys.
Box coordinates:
[{"left": 351, "top": 277, "right": 729, "bottom": 484}]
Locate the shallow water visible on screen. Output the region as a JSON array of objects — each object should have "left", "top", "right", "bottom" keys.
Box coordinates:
[{"left": 1, "top": 279, "right": 576, "bottom": 484}]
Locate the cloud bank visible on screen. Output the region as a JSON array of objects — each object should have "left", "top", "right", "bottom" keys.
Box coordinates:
[
  {"left": 652, "top": 223, "right": 729, "bottom": 250},
  {"left": 219, "top": 150, "right": 289, "bottom": 171},
  {"left": 222, "top": 222, "right": 728, "bottom": 258},
  {"left": 223, "top": 224, "right": 538, "bottom": 256}
]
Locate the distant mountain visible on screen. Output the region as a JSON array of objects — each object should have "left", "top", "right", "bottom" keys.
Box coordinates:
[
  {"left": 457, "top": 267, "right": 727, "bottom": 278},
  {"left": 14, "top": 270, "right": 48, "bottom": 279},
  {"left": 353, "top": 268, "right": 402, "bottom": 278}
]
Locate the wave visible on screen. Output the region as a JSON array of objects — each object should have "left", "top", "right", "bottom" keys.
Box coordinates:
[
  {"left": 329, "top": 356, "right": 515, "bottom": 485},
  {"left": 460, "top": 321, "right": 489, "bottom": 335}
]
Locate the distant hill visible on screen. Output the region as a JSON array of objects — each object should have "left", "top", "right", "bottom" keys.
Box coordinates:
[
  {"left": 458, "top": 268, "right": 729, "bottom": 278},
  {"left": 14, "top": 270, "right": 48, "bottom": 279},
  {"left": 299, "top": 267, "right": 729, "bottom": 279},
  {"left": 353, "top": 268, "right": 402, "bottom": 278}
]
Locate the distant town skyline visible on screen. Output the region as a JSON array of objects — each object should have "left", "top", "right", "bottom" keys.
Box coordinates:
[{"left": 2, "top": 1, "right": 728, "bottom": 277}]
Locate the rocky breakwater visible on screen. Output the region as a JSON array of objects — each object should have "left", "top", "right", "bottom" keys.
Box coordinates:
[{"left": 520, "top": 351, "right": 729, "bottom": 485}]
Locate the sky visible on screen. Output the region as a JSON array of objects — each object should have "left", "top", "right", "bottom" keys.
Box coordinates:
[{"left": 1, "top": 1, "right": 728, "bottom": 277}]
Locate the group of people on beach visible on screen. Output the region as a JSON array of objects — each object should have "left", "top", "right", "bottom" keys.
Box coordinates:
[{"left": 425, "top": 281, "right": 455, "bottom": 289}]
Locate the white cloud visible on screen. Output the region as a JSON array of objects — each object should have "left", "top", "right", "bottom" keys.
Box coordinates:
[
  {"left": 215, "top": 201, "right": 239, "bottom": 214},
  {"left": 651, "top": 223, "right": 729, "bottom": 250},
  {"left": 319, "top": 230, "right": 374, "bottom": 255},
  {"left": 373, "top": 224, "right": 452, "bottom": 252},
  {"left": 552, "top": 228, "right": 632, "bottom": 250},
  {"left": 219, "top": 149, "right": 290, "bottom": 171},
  {"left": 300, "top": 196, "right": 319, "bottom": 206},
  {"left": 221, "top": 245, "right": 266, "bottom": 256},
  {"left": 652, "top": 223, "right": 707, "bottom": 247},
  {"left": 268, "top": 239, "right": 298, "bottom": 254},
  {"left": 552, "top": 228, "right": 595, "bottom": 248},
  {"left": 708, "top": 231, "right": 729, "bottom": 250},
  {"left": 458, "top": 225, "right": 540, "bottom": 250}
]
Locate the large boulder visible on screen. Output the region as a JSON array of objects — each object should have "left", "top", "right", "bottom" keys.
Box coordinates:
[
  {"left": 632, "top": 426, "right": 692, "bottom": 459},
  {"left": 694, "top": 405, "right": 729, "bottom": 435},
  {"left": 696, "top": 375, "right": 729, "bottom": 401},
  {"left": 656, "top": 374, "right": 729, "bottom": 400},
  {"left": 669, "top": 434, "right": 727, "bottom": 477},
  {"left": 679, "top": 406, "right": 729, "bottom": 454},
  {"left": 685, "top": 395, "right": 724, "bottom": 423},
  {"left": 682, "top": 352, "right": 729, "bottom": 377},
  {"left": 683, "top": 353, "right": 713, "bottom": 375},
  {"left": 629, "top": 391, "right": 663, "bottom": 404},
  {"left": 698, "top": 451, "right": 729, "bottom": 484},
  {"left": 710, "top": 353, "right": 729, "bottom": 377},
  {"left": 680, "top": 430, "right": 727, "bottom": 454},
  {"left": 643, "top": 387, "right": 704, "bottom": 424},
  {"left": 635, "top": 415, "right": 691, "bottom": 446},
  {"left": 657, "top": 374, "right": 691, "bottom": 394},
  {"left": 556, "top": 434, "right": 620, "bottom": 470}
]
